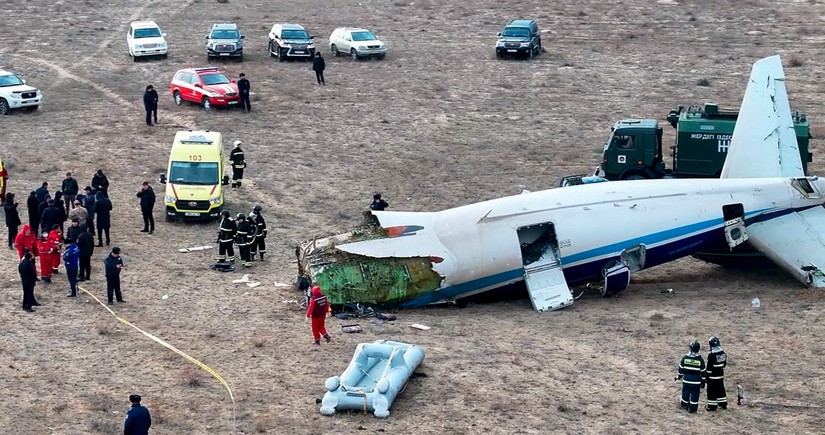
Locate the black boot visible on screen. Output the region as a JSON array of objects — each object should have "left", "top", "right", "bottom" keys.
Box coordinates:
[{"left": 324, "top": 333, "right": 331, "bottom": 343}]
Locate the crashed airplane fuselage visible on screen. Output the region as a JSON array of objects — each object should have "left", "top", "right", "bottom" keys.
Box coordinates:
[{"left": 297, "top": 55, "right": 825, "bottom": 311}]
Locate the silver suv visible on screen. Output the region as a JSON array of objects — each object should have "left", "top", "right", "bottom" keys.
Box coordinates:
[
  {"left": 268, "top": 23, "right": 315, "bottom": 61},
  {"left": 206, "top": 23, "right": 244, "bottom": 61}
]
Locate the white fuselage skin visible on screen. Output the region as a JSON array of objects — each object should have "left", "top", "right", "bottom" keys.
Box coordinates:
[{"left": 405, "top": 177, "right": 825, "bottom": 303}]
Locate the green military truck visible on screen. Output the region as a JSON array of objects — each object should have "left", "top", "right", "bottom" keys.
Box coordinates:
[{"left": 598, "top": 102, "right": 813, "bottom": 180}]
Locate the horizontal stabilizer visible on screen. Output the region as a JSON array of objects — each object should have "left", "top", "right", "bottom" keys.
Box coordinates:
[
  {"left": 747, "top": 206, "right": 825, "bottom": 287},
  {"left": 721, "top": 55, "right": 804, "bottom": 179}
]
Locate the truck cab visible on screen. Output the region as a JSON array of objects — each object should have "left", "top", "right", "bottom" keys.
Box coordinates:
[
  {"left": 159, "top": 130, "right": 230, "bottom": 221},
  {"left": 600, "top": 119, "right": 663, "bottom": 180}
]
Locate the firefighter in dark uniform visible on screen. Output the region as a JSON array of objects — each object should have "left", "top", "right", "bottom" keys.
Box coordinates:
[
  {"left": 249, "top": 204, "right": 267, "bottom": 261},
  {"left": 705, "top": 336, "right": 728, "bottom": 411},
  {"left": 235, "top": 213, "right": 253, "bottom": 267},
  {"left": 676, "top": 340, "right": 706, "bottom": 413},
  {"left": 230, "top": 140, "right": 246, "bottom": 188},
  {"left": 217, "top": 210, "right": 236, "bottom": 263}
]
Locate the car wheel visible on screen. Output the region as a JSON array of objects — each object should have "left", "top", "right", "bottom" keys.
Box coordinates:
[
  {"left": 279, "top": 48, "right": 286, "bottom": 62},
  {"left": 268, "top": 41, "right": 275, "bottom": 57},
  {"left": 0, "top": 99, "right": 9, "bottom": 115},
  {"left": 527, "top": 47, "right": 534, "bottom": 60},
  {"left": 238, "top": 53, "right": 243, "bottom": 62},
  {"left": 202, "top": 97, "right": 211, "bottom": 111},
  {"left": 132, "top": 52, "right": 139, "bottom": 62},
  {"left": 26, "top": 106, "right": 38, "bottom": 112},
  {"left": 162, "top": 53, "right": 168, "bottom": 60},
  {"left": 331, "top": 44, "right": 339, "bottom": 57},
  {"left": 351, "top": 49, "right": 359, "bottom": 60},
  {"left": 174, "top": 91, "right": 183, "bottom": 106},
  {"left": 377, "top": 54, "right": 385, "bottom": 60}
]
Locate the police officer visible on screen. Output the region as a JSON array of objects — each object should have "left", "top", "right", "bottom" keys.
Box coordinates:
[
  {"left": 238, "top": 73, "right": 251, "bottom": 113},
  {"left": 235, "top": 213, "right": 253, "bottom": 267},
  {"left": 104, "top": 246, "right": 124, "bottom": 305},
  {"left": 124, "top": 394, "right": 151, "bottom": 435},
  {"left": 705, "top": 336, "right": 728, "bottom": 411},
  {"left": 370, "top": 193, "right": 389, "bottom": 211},
  {"left": 217, "top": 210, "right": 236, "bottom": 263},
  {"left": 230, "top": 140, "right": 246, "bottom": 188},
  {"left": 676, "top": 340, "right": 706, "bottom": 413},
  {"left": 249, "top": 204, "right": 267, "bottom": 261}
]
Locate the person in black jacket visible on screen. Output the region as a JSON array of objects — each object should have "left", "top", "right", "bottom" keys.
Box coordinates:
[
  {"left": 216, "top": 210, "right": 236, "bottom": 263},
  {"left": 370, "top": 193, "right": 389, "bottom": 211},
  {"left": 704, "top": 336, "right": 728, "bottom": 411},
  {"left": 143, "top": 84, "right": 158, "bottom": 126},
  {"left": 230, "top": 140, "right": 246, "bottom": 188},
  {"left": 27, "top": 191, "right": 40, "bottom": 231},
  {"left": 104, "top": 246, "right": 124, "bottom": 304},
  {"left": 65, "top": 218, "right": 82, "bottom": 244},
  {"left": 35, "top": 182, "right": 49, "bottom": 203},
  {"left": 19, "top": 250, "right": 38, "bottom": 312},
  {"left": 37, "top": 194, "right": 51, "bottom": 231},
  {"left": 136, "top": 182, "right": 155, "bottom": 234},
  {"left": 249, "top": 204, "right": 267, "bottom": 261},
  {"left": 124, "top": 394, "right": 151, "bottom": 435},
  {"left": 94, "top": 191, "right": 112, "bottom": 246},
  {"left": 676, "top": 340, "right": 706, "bottom": 413},
  {"left": 76, "top": 224, "right": 94, "bottom": 281},
  {"left": 4, "top": 193, "right": 21, "bottom": 249},
  {"left": 41, "top": 199, "right": 62, "bottom": 234},
  {"left": 235, "top": 213, "right": 253, "bottom": 267},
  {"left": 92, "top": 170, "right": 109, "bottom": 197},
  {"left": 83, "top": 186, "right": 96, "bottom": 233},
  {"left": 53, "top": 190, "right": 67, "bottom": 233},
  {"left": 61, "top": 172, "right": 79, "bottom": 215},
  {"left": 238, "top": 73, "right": 251, "bottom": 112},
  {"left": 312, "top": 52, "right": 326, "bottom": 85}
]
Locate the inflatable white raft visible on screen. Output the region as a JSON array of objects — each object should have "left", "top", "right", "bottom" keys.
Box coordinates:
[{"left": 320, "top": 340, "right": 425, "bottom": 418}]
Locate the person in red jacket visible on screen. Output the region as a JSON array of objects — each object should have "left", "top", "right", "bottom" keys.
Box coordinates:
[
  {"left": 37, "top": 232, "right": 56, "bottom": 282},
  {"left": 15, "top": 224, "right": 38, "bottom": 276},
  {"left": 306, "top": 285, "right": 331, "bottom": 345},
  {"left": 48, "top": 225, "right": 63, "bottom": 275}
]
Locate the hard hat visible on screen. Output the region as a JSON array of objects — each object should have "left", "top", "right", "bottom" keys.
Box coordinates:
[
  {"left": 233, "top": 140, "right": 242, "bottom": 146},
  {"left": 708, "top": 336, "right": 720, "bottom": 348},
  {"left": 253, "top": 205, "right": 262, "bottom": 212},
  {"left": 221, "top": 210, "right": 230, "bottom": 217},
  {"left": 236, "top": 213, "right": 246, "bottom": 220},
  {"left": 689, "top": 340, "right": 700, "bottom": 353}
]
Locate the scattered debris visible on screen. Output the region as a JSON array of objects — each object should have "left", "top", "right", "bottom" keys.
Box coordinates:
[
  {"left": 410, "top": 323, "right": 430, "bottom": 331},
  {"left": 737, "top": 384, "right": 746, "bottom": 405},
  {"left": 751, "top": 298, "right": 761, "bottom": 309},
  {"left": 375, "top": 313, "right": 397, "bottom": 321},
  {"left": 178, "top": 245, "right": 213, "bottom": 253},
  {"left": 273, "top": 281, "right": 291, "bottom": 288},
  {"left": 162, "top": 294, "right": 168, "bottom": 300},
  {"left": 247, "top": 281, "right": 261, "bottom": 288},
  {"left": 341, "top": 324, "right": 363, "bottom": 333},
  {"left": 233, "top": 274, "right": 252, "bottom": 284},
  {"left": 210, "top": 263, "right": 235, "bottom": 272}
]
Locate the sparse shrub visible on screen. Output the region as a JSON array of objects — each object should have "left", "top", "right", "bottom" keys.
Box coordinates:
[
  {"left": 649, "top": 312, "right": 665, "bottom": 321},
  {"left": 393, "top": 0, "right": 408, "bottom": 6},
  {"left": 183, "top": 366, "right": 203, "bottom": 387},
  {"left": 217, "top": 0, "right": 229, "bottom": 3},
  {"left": 788, "top": 56, "right": 804, "bottom": 67},
  {"left": 576, "top": 10, "right": 587, "bottom": 17},
  {"left": 252, "top": 337, "right": 265, "bottom": 348},
  {"left": 95, "top": 322, "right": 113, "bottom": 336},
  {"left": 696, "top": 78, "right": 711, "bottom": 87},
  {"left": 90, "top": 418, "right": 120, "bottom": 433},
  {"left": 557, "top": 401, "right": 570, "bottom": 412}
]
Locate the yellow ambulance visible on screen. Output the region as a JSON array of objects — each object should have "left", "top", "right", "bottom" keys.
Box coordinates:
[{"left": 159, "top": 130, "right": 229, "bottom": 221}]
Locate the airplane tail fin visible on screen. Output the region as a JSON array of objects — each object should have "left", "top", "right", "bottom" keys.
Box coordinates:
[{"left": 720, "top": 55, "right": 804, "bottom": 179}]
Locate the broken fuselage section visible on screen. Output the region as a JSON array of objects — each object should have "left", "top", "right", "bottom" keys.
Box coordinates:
[{"left": 297, "top": 220, "right": 444, "bottom": 307}]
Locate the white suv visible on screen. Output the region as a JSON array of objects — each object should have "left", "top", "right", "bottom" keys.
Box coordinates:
[
  {"left": 329, "top": 28, "right": 386, "bottom": 60},
  {"left": 0, "top": 70, "right": 42, "bottom": 115},
  {"left": 127, "top": 21, "right": 168, "bottom": 61}
]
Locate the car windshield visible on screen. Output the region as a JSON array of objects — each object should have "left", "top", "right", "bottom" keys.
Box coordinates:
[
  {"left": 282, "top": 29, "right": 309, "bottom": 40},
  {"left": 0, "top": 74, "right": 24, "bottom": 87},
  {"left": 211, "top": 29, "right": 239, "bottom": 39},
  {"left": 502, "top": 27, "right": 531, "bottom": 37},
  {"left": 351, "top": 31, "right": 377, "bottom": 41},
  {"left": 134, "top": 27, "right": 162, "bottom": 38},
  {"left": 170, "top": 162, "right": 219, "bottom": 185},
  {"left": 200, "top": 73, "right": 230, "bottom": 85}
]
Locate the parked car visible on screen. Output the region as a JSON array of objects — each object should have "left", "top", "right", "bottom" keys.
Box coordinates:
[
  {"left": 127, "top": 21, "right": 168, "bottom": 61},
  {"left": 206, "top": 23, "right": 244, "bottom": 61},
  {"left": 268, "top": 23, "right": 315, "bottom": 61},
  {"left": 495, "top": 19, "right": 542, "bottom": 59},
  {"left": 169, "top": 67, "right": 240, "bottom": 111},
  {"left": 0, "top": 69, "right": 43, "bottom": 115},
  {"left": 329, "top": 27, "right": 386, "bottom": 60}
]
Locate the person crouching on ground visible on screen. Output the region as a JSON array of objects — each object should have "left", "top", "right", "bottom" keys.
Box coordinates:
[{"left": 306, "top": 285, "right": 331, "bottom": 345}]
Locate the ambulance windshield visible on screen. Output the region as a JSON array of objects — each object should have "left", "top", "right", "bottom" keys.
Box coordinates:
[{"left": 170, "top": 161, "right": 219, "bottom": 185}]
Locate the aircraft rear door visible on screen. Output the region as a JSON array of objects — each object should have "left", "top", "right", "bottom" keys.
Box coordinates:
[{"left": 518, "top": 223, "right": 574, "bottom": 312}]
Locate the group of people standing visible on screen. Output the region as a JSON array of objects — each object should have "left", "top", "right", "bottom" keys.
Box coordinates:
[
  {"left": 216, "top": 205, "right": 267, "bottom": 268},
  {"left": 676, "top": 336, "right": 729, "bottom": 413}
]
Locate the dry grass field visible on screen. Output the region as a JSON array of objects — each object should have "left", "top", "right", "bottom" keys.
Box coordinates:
[{"left": 1, "top": 0, "right": 824, "bottom": 433}]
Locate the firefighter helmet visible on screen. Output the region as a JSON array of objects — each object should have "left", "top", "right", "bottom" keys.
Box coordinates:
[
  {"left": 253, "top": 205, "right": 262, "bottom": 213},
  {"left": 236, "top": 213, "right": 246, "bottom": 220},
  {"left": 221, "top": 210, "right": 230, "bottom": 218},
  {"left": 708, "top": 336, "right": 720, "bottom": 348},
  {"left": 689, "top": 340, "right": 700, "bottom": 353}
]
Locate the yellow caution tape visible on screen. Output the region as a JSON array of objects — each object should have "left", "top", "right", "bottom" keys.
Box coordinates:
[{"left": 77, "top": 285, "right": 236, "bottom": 430}]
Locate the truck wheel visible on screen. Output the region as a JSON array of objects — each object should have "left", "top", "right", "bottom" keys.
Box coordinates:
[
  {"left": 624, "top": 173, "right": 648, "bottom": 180},
  {"left": 0, "top": 99, "right": 9, "bottom": 115},
  {"left": 174, "top": 91, "right": 183, "bottom": 106},
  {"left": 331, "top": 44, "right": 339, "bottom": 57}
]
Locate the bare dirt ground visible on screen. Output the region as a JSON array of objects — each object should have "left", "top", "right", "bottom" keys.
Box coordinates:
[{"left": 1, "top": 0, "right": 824, "bottom": 433}]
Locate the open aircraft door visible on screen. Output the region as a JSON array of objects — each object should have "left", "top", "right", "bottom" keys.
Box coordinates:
[{"left": 518, "top": 223, "right": 574, "bottom": 312}]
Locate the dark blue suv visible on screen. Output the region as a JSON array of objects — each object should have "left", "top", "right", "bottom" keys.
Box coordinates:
[{"left": 495, "top": 20, "right": 542, "bottom": 59}]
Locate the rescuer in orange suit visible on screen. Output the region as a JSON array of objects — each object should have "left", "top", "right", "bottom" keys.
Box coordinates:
[{"left": 306, "top": 285, "right": 331, "bottom": 345}]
